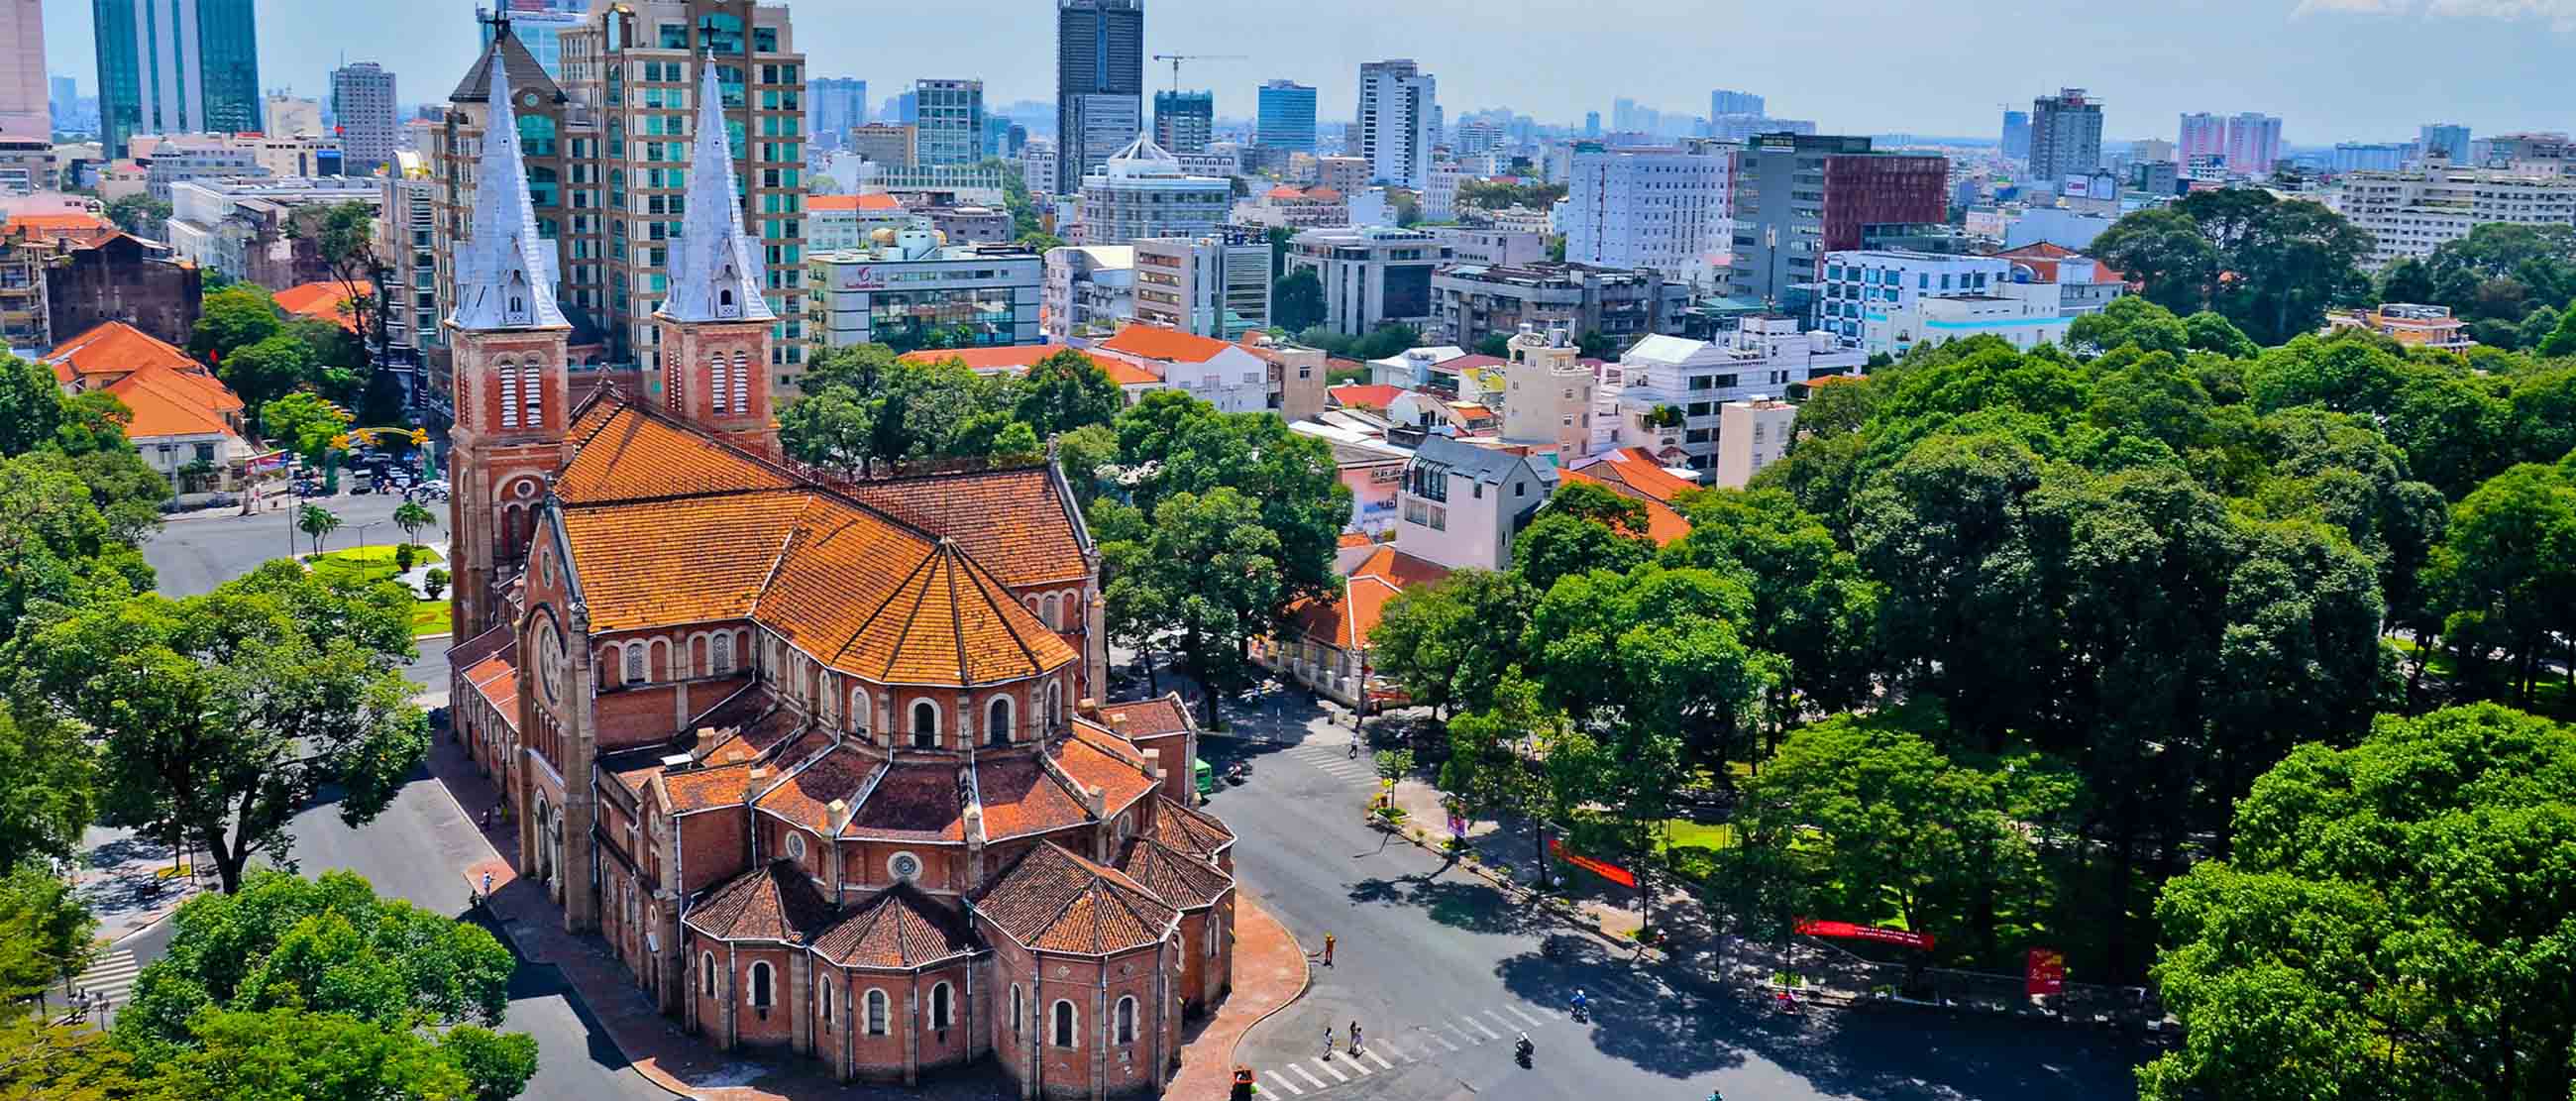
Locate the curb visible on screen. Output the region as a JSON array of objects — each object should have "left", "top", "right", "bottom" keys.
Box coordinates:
[
  {"left": 1380, "top": 821, "right": 1652, "bottom": 962},
  {"left": 1223, "top": 891, "right": 1313, "bottom": 1067}
]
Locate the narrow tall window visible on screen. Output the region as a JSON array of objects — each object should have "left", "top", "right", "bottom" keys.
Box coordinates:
[
  {"left": 865, "top": 989, "right": 889, "bottom": 1035},
  {"left": 700, "top": 952, "right": 715, "bottom": 996},
  {"left": 523, "top": 367, "right": 542, "bottom": 425},
  {"left": 1115, "top": 996, "right": 1136, "bottom": 1045},
  {"left": 730, "top": 350, "right": 750, "bottom": 413},
  {"left": 1052, "top": 1001, "right": 1076, "bottom": 1047},
  {"left": 710, "top": 633, "right": 733, "bottom": 673},
  {"left": 1011, "top": 985, "right": 1022, "bottom": 1033},
  {"left": 499, "top": 368, "right": 521, "bottom": 428},
  {"left": 708, "top": 356, "right": 730, "bottom": 415},
  {"left": 912, "top": 702, "right": 937, "bottom": 749},
  {"left": 623, "top": 645, "right": 646, "bottom": 684},
  {"left": 987, "top": 697, "right": 1013, "bottom": 746},
  {"left": 930, "top": 982, "right": 952, "bottom": 1029},
  {"left": 748, "top": 961, "right": 772, "bottom": 1008}
]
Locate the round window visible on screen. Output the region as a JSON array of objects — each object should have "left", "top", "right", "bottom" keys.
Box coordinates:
[
  {"left": 785, "top": 832, "right": 806, "bottom": 860},
  {"left": 888, "top": 851, "right": 922, "bottom": 882}
]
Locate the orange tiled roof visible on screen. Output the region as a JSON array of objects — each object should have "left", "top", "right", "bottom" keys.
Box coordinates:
[
  {"left": 663, "top": 760, "right": 757, "bottom": 814},
  {"left": 1098, "top": 325, "right": 1235, "bottom": 365},
  {"left": 45, "top": 320, "right": 202, "bottom": 385},
  {"left": 1055, "top": 727, "right": 1159, "bottom": 814},
  {"left": 271, "top": 280, "right": 372, "bottom": 333},
  {"left": 103, "top": 366, "right": 242, "bottom": 440},
  {"left": 1558, "top": 468, "right": 1690, "bottom": 547},
  {"left": 685, "top": 861, "right": 835, "bottom": 943},
  {"left": 753, "top": 742, "right": 877, "bottom": 834},
  {"left": 838, "top": 466, "right": 1090, "bottom": 589},
  {"left": 561, "top": 491, "right": 805, "bottom": 628},
  {"left": 1148, "top": 794, "right": 1234, "bottom": 861},
  {"left": 973, "top": 842, "right": 1178, "bottom": 955},
  {"left": 974, "top": 756, "right": 1093, "bottom": 840},
  {"left": 4, "top": 212, "right": 115, "bottom": 246},
  {"left": 558, "top": 402, "right": 801, "bottom": 503},
  {"left": 1097, "top": 695, "right": 1192, "bottom": 741},
  {"left": 1329, "top": 384, "right": 1404, "bottom": 409},
  {"left": 1579, "top": 446, "right": 1702, "bottom": 505},
  {"left": 843, "top": 761, "right": 968, "bottom": 842},
  {"left": 1281, "top": 545, "right": 1450, "bottom": 652},
  {"left": 810, "top": 884, "right": 979, "bottom": 969},
  {"left": 464, "top": 651, "right": 520, "bottom": 729},
  {"left": 808, "top": 193, "right": 905, "bottom": 211},
  {"left": 1096, "top": 357, "right": 1161, "bottom": 386},
  {"left": 1118, "top": 836, "right": 1232, "bottom": 909},
  {"left": 896, "top": 345, "right": 1101, "bottom": 376}
]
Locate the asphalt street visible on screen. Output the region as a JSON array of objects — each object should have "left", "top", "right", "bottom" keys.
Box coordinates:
[
  {"left": 1200, "top": 727, "right": 2151, "bottom": 1101},
  {"left": 134, "top": 493, "right": 667, "bottom": 1100}
]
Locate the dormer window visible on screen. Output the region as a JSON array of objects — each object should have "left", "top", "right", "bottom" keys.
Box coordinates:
[{"left": 717, "top": 284, "right": 739, "bottom": 319}]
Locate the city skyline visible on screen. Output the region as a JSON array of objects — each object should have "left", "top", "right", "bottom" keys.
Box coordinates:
[{"left": 31, "top": 0, "right": 2576, "bottom": 143}]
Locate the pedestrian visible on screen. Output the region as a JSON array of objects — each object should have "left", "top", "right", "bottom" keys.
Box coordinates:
[
  {"left": 481, "top": 870, "right": 493, "bottom": 903},
  {"left": 1321, "top": 1024, "right": 1335, "bottom": 1060},
  {"left": 1349, "top": 1021, "right": 1363, "bottom": 1053},
  {"left": 1323, "top": 933, "right": 1336, "bottom": 967},
  {"left": 1347, "top": 740, "right": 1358, "bottom": 760}
]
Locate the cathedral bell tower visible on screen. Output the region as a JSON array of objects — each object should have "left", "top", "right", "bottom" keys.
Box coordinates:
[
  {"left": 652, "top": 53, "right": 780, "bottom": 459},
  {"left": 443, "top": 48, "right": 573, "bottom": 641}
]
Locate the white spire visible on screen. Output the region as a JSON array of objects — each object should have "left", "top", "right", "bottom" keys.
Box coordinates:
[
  {"left": 659, "top": 54, "right": 774, "bottom": 325},
  {"left": 450, "top": 50, "right": 567, "bottom": 332}
]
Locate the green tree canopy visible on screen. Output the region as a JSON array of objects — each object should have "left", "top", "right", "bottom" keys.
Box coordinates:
[
  {"left": 2141, "top": 704, "right": 2576, "bottom": 1101},
  {"left": 1272, "top": 269, "right": 1327, "bottom": 334},
  {"left": 1368, "top": 568, "right": 1534, "bottom": 720},
  {"left": 187, "top": 285, "right": 281, "bottom": 363},
  {"left": 0, "top": 354, "right": 64, "bottom": 457}
]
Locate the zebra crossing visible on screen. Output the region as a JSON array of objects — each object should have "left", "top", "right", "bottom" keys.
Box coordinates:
[
  {"left": 1258, "top": 1004, "right": 1559, "bottom": 1096},
  {"left": 60, "top": 948, "right": 140, "bottom": 1023},
  {"left": 1285, "top": 741, "right": 1381, "bottom": 787}
]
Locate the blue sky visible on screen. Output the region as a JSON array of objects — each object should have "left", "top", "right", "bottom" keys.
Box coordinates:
[{"left": 39, "top": 0, "right": 2576, "bottom": 143}]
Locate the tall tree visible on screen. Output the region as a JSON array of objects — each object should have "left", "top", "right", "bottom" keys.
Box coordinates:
[
  {"left": 2089, "top": 207, "right": 2219, "bottom": 314},
  {"left": 2424, "top": 462, "right": 2576, "bottom": 705},
  {"left": 1014, "top": 349, "right": 1123, "bottom": 439},
  {"left": 0, "top": 354, "right": 63, "bottom": 457},
  {"left": 30, "top": 562, "right": 427, "bottom": 893},
  {"left": 0, "top": 705, "right": 99, "bottom": 873},
  {"left": 1272, "top": 269, "right": 1327, "bottom": 333},
  {"left": 1512, "top": 482, "right": 1654, "bottom": 593},
  {"left": 1368, "top": 568, "right": 1534, "bottom": 720},
  {"left": 2142, "top": 704, "right": 2576, "bottom": 1101},
  {"left": 1440, "top": 673, "right": 1562, "bottom": 873},
  {"left": 187, "top": 285, "right": 281, "bottom": 363},
  {"left": 0, "top": 452, "right": 155, "bottom": 646},
  {"left": 1097, "top": 488, "right": 1284, "bottom": 727},
  {"left": 0, "top": 864, "right": 101, "bottom": 1011},
  {"left": 1664, "top": 487, "right": 1881, "bottom": 728},
  {"left": 289, "top": 201, "right": 385, "bottom": 357}
]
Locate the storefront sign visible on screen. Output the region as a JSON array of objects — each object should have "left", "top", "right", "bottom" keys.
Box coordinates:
[{"left": 2026, "top": 947, "right": 2066, "bottom": 995}]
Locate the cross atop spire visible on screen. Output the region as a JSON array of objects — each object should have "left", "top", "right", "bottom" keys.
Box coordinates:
[
  {"left": 659, "top": 53, "right": 774, "bottom": 325},
  {"left": 449, "top": 49, "right": 567, "bottom": 332}
]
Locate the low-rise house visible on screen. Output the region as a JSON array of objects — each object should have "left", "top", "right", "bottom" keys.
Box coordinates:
[
  {"left": 1392, "top": 435, "right": 1551, "bottom": 571},
  {"left": 1260, "top": 543, "right": 1451, "bottom": 709},
  {"left": 45, "top": 320, "right": 254, "bottom": 494},
  {"left": 1093, "top": 326, "right": 1274, "bottom": 415}
]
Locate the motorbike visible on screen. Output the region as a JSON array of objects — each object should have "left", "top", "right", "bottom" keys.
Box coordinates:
[
  {"left": 1514, "top": 1035, "right": 1534, "bottom": 1067},
  {"left": 1228, "top": 761, "right": 1251, "bottom": 785}
]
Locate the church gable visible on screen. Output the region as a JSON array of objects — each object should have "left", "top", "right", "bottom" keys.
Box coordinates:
[{"left": 556, "top": 401, "right": 799, "bottom": 505}]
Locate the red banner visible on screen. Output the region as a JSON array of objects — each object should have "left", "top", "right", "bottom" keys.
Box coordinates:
[
  {"left": 2026, "top": 947, "right": 2066, "bottom": 995},
  {"left": 1548, "top": 837, "right": 1637, "bottom": 889},
  {"left": 1792, "top": 919, "right": 1936, "bottom": 951}
]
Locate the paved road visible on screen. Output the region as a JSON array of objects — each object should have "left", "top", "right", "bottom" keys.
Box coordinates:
[
  {"left": 130, "top": 495, "right": 665, "bottom": 1100},
  {"left": 1201, "top": 724, "right": 2150, "bottom": 1101}
]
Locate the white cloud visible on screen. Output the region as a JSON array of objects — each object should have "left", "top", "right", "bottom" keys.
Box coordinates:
[{"left": 2297, "top": 0, "right": 2576, "bottom": 29}]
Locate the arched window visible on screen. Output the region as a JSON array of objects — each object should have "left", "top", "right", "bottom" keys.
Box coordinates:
[
  {"left": 912, "top": 701, "right": 938, "bottom": 750},
  {"left": 1041, "top": 595, "right": 1060, "bottom": 630},
  {"left": 700, "top": 952, "right": 715, "bottom": 997},
  {"left": 498, "top": 367, "right": 522, "bottom": 429},
  {"left": 709, "top": 633, "right": 733, "bottom": 674},
  {"left": 1115, "top": 996, "right": 1137, "bottom": 1045},
  {"left": 850, "top": 686, "right": 870, "bottom": 732},
  {"left": 522, "top": 367, "right": 543, "bottom": 425},
  {"left": 819, "top": 979, "right": 834, "bottom": 1024},
  {"left": 1207, "top": 917, "right": 1220, "bottom": 957},
  {"left": 623, "top": 644, "right": 646, "bottom": 684},
  {"left": 708, "top": 356, "right": 730, "bottom": 415},
  {"left": 730, "top": 350, "right": 750, "bottom": 413},
  {"left": 930, "top": 981, "right": 952, "bottom": 1030},
  {"left": 747, "top": 961, "right": 773, "bottom": 1008},
  {"left": 1011, "top": 984, "right": 1022, "bottom": 1033},
  {"left": 987, "top": 696, "right": 1013, "bottom": 746},
  {"left": 1046, "top": 681, "right": 1063, "bottom": 728},
  {"left": 864, "top": 988, "right": 889, "bottom": 1035},
  {"left": 1052, "top": 1000, "right": 1077, "bottom": 1047}
]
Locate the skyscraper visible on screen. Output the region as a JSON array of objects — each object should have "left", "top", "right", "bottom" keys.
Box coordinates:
[
  {"left": 914, "top": 78, "right": 985, "bottom": 165},
  {"left": 2420, "top": 122, "right": 2471, "bottom": 164},
  {"left": 1709, "top": 88, "right": 1764, "bottom": 118},
  {"left": 1355, "top": 58, "right": 1436, "bottom": 189},
  {"left": 1153, "top": 89, "right": 1213, "bottom": 154},
  {"left": 1, "top": 0, "right": 45, "bottom": 138},
  {"left": 1583, "top": 111, "right": 1600, "bottom": 137},
  {"left": 93, "top": 0, "right": 262, "bottom": 157},
  {"left": 1255, "top": 79, "right": 1316, "bottom": 154},
  {"left": 2178, "top": 111, "right": 2225, "bottom": 164},
  {"left": 475, "top": 2, "right": 586, "bottom": 80},
  {"left": 1055, "top": 0, "right": 1144, "bottom": 193},
  {"left": 2000, "top": 109, "right": 2030, "bottom": 160},
  {"left": 330, "top": 61, "right": 397, "bottom": 175},
  {"left": 2027, "top": 87, "right": 2102, "bottom": 186},
  {"left": 2224, "top": 112, "right": 2282, "bottom": 175},
  {"left": 808, "top": 76, "right": 866, "bottom": 151}
]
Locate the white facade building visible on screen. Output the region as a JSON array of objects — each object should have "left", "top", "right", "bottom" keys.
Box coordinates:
[
  {"left": 1817, "top": 249, "right": 2071, "bottom": 355},
  {"left": 1714, "top": 398, "right": 1796, "bottom": 489},
  {"left": 1077, "top": 134, "right": 1232, "bottom": 248},
  {"left": 1394, "top": 435, "right": 1550, "bottom": 572},
  {"left": 1042, "top": 244, "right": 1134, "bottom": 341},
  {"left": 1610, "top": 319, "right": 1865, "bottom": 471},
  {"left": 1564, "top": 144, "right": 1733, "bottom": 284},
  {"left": 1354, "top": 59, "right": 1438, "bottom": 189},
  {"left": 2327, "top": 165, "right": 2576, "bottom": 267},
  {"left": 1425, "top": 160, "right": 1463, "bottom": 222},
  {"left": 1131, "top": 228, "right": 1270, "bottom": 338},
  {"left": 262, "top": 94, "right": 322, "bottom": 138},
  {"left": 805, "top": 234, "right": 1043, "bottom": 352},
  {"left": 1284, "top": 225, "right": 1447, "bottom": 337}
]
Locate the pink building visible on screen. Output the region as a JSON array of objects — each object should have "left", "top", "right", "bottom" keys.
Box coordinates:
[
  {"left": 0, "top": 0, "right": 45, "bottom": 138},
  {"left": 2178, "top": 113, "right": 2225, "bottom": 165},
  {"left": 2225, "top": 113, "right": 2283, "bottom": 176}
]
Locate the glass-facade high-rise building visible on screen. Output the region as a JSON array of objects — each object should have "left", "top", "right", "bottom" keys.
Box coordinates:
[
  {"left": 93, "top": 0, "right": 261, "bottom": 157},
  {"left": 1152, "top": 89, "right": 1213, "bottom": 154},
  {"left": 476, "top": 2, "right": 586, "bottom": 80},
  {"left": 914, "top": 78, "right": 984, "bottom": 165},
  {"left": 1054, "top": 0, "right": 1143, "bottom": 193},
  {"left": 1254, "top": 79, "right": 1315, "bottom": 154},
  {"left": 808, "top": 75, "right": 865, "bottom": 150},
  {"left": 2419, "top": 122, "right": 2471, "bottom": 164}
]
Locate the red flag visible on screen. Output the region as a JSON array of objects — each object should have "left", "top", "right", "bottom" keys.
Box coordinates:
[
  {"left": 2026, "top": 948, "right": 2066, "bottom": 995},
  {"left": 1792, "top": 918, "right": 1936, "bottom": 951}
]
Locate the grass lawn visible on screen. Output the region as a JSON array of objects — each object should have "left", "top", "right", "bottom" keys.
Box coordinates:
[
  {"left": 1662, "top": 819, "right": 1734, "bottom": 852},
  {"left": 410, "top": 600, "right": 452, "bottom": 638},
  {"left": 2389, "top": 635, "right": 2572, "bottom": 718},
  {"left": 301, "top": 546, "right": 453, "bottom": 637}
]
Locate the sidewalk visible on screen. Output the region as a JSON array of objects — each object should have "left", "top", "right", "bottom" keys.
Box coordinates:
[
  {"left": 427, "top": 726, "right": 1310, "bottom": 1099},
  {"left": 69, "top": 826, "right": 205, "bottom": 945}
]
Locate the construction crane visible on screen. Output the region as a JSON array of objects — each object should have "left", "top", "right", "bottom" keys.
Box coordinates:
[{"left": 1150, "top": 54, "right": 1247, "bottom": 94}]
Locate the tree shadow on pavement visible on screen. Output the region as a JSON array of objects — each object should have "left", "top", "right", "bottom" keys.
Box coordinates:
[{"left": 1342, "top": 874, "right": 1547, "bottom": 936}]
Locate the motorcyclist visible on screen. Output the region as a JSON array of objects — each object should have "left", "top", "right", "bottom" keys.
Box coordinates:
[
  {"left": 1514, "top": 1033, "right": 1534, "bottom": 1062},
  {"left": 1569, "top": 988, "right": 1588, "bottom": 1018}
]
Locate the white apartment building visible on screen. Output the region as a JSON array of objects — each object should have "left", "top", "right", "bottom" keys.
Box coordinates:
[
  {"left": 805, "top": 192, "right": 928, "bottom": 252},
  {"left": 1077, "top": 134, "right": 1231, "bottom": 247},
  {"left": 1355, "top": 59, "right": 1438, "bottom": 189},
  {"left": 1284, "top": 225, "right": 1448, "bottom": 337},
  {"left": 263, "top": 95, "right": 322, "bottom": 138},
  {"left": 1610, "top": 318, "right": 1865, "bottom": 471},
  {"left": 1425, "top": 160, "right": 1463, "bottom": 222},
  {"left": 1420, "top": 226, "right": 1545, "bottom": 266},
  {"left": 1019, "top": 138, "right": 1058, "bottom": 197},
  {"left": 805, "top": 232, "right": 1044, "bottom": 352},
  {"left": 1394, "top": 434, "right": 1551, "bottom": 572},
  {"left": 1564, "top": 144, "right": 1733, "bottom": 284},
  {"left": 1500, "top": 325, "right": 1595, "bottom": 463},
  {"left": 164, "top": 175, "right": 381, "bottom": 284},
  {"left": 1714, "top": 398, "right": 1796, "bottom": 489},
  {"left": 1041, "top": 243, "right": 1134, "bottom": 341},
  {"left": 1132, "top": 228, "right": 1270, "bottom": 338},
  {"left": 376, "top": 175, "right": 439, "bottom": 355},
  {"left": 2328, "top": 165, "right": 2576, "bottom": 267},
  {"left": 1818, "top": 249, "right": 2069, "bottom": 354}
]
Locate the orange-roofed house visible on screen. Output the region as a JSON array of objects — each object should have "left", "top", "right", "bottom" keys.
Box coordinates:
[
  {"left": 1257, "top": 543, "right": 1451, "bottom": 710},
  {"left": 1092, "top": 324, "right": 1274, "bottom": 413},
  {"left": 271, "top": 279, "right": 373, "bottom": 333},
  {"left": 1566, "top": 445, "right": 1703, "bottom": 507},
  {"left": 896, "top": 344, "right": 1105, "bottom": 378},
  {"left": 43, "top": 321, "right": 253, "bottom": 493},
  {"left": 428, "top": 55, "right": 1241, "bottom": 1097},
  {"left": 1557, "top": 467, "right": 1690, "bottom": 546}
]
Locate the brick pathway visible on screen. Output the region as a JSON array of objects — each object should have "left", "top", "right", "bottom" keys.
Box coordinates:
[{"left": 428, "top": 730, "right": 1309, "bottom": 1099}]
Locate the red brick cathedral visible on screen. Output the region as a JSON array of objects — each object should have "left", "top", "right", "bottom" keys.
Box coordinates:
[{"left": 442, "top": 43, "right": 1234, "bottom": 1098}]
